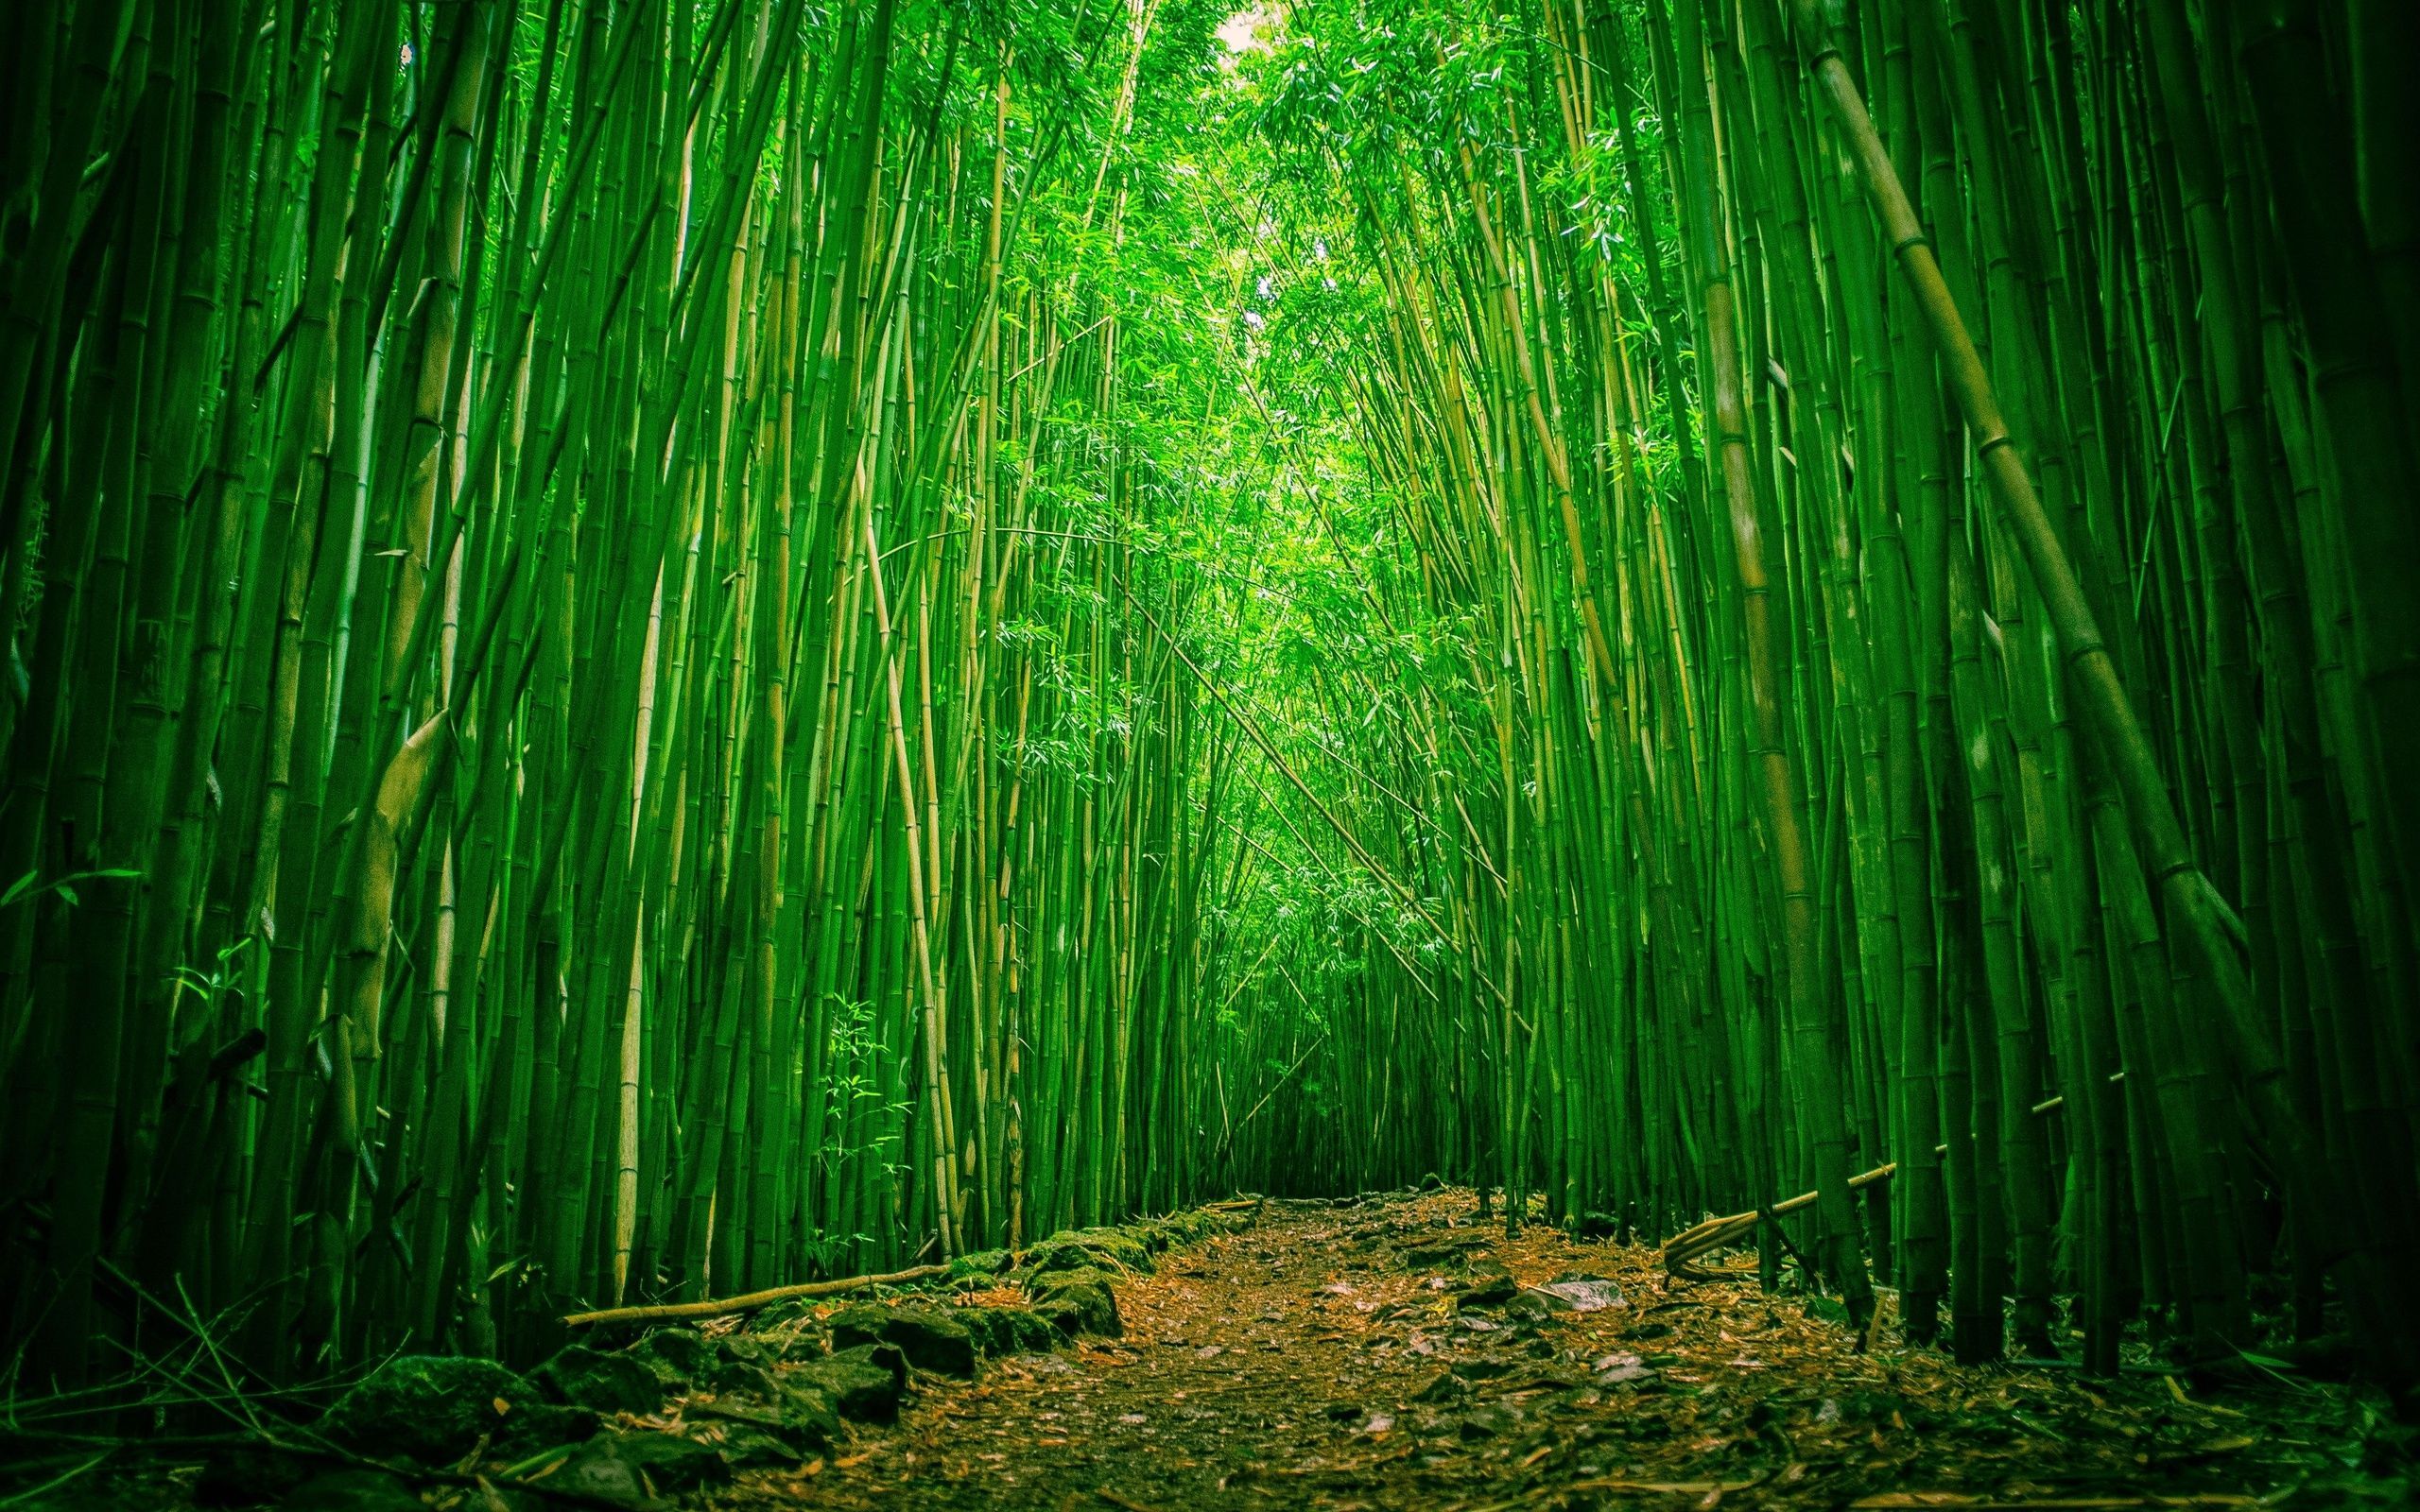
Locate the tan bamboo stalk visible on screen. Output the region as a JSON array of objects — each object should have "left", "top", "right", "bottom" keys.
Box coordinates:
[{"left": 862, "top": 485, "right": 962, "bottom": 1258}]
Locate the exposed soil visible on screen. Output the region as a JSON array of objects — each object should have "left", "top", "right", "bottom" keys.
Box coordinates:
[{"left": 710, "top": 1192, "right": 2383, "bottom": 1511}]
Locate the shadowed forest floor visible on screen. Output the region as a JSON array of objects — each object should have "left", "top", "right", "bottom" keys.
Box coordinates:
[
  {"left": 704, "top": 1194, "right": 2397, "bottom": 1511},
  {"left": 22, "top": 1194, "right": 2412, "bottom": 1512}
]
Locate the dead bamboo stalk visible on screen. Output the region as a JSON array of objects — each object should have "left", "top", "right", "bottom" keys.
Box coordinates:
[
  {"left": 1661, "top": 1163, "right": 1897, "bottom": 1276},
  {"left": 561, "top": 1264, "right": 951, "bottom": 1329},
  {"left": 1780, "top": 1, "right": 2256, "bottom": 1033}
]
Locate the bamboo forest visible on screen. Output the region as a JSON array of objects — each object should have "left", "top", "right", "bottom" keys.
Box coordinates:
[{"left": 2, "top": 0, "right": 2417, "bottom": 1506}]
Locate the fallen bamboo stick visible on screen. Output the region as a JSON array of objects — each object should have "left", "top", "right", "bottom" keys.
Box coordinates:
[
  {"left": 562, "top": 1263, "right": 950, "bottom": 1330},
  {"left": 1660, "top": 1163, "right": 1897, "bottom": 1278}
]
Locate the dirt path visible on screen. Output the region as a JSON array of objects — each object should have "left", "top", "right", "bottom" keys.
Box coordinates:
[{"left": 709, "top": 1193, "right": 2334, "bottom": 1511}]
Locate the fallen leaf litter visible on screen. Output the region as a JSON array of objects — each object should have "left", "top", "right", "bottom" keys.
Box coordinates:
[{"left": 690, "top": 1191, "right": 2395, "bottom": 1511}]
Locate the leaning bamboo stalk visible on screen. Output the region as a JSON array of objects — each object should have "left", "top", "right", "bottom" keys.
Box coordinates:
[
  {"left": 863, "top": 482, "right": 962, "bottom": 1259},
  {"left": 1778, "top": 0, "right": 2297, "bottom": 1197}
]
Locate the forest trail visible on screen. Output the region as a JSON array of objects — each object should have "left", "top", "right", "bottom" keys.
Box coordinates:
[{"left": 725, "top": 1194, "right": 2311, "bottom": 1512}]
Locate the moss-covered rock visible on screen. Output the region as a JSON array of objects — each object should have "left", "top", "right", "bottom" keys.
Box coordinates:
[
  {"left": 786, "top": 1343, "right": 907, "bottom": 1421},
  {"left": 549, "top": 1430, "right": 728, "bottom": 1507},
  {"left": 1028, "top": 1268, "right": 1120, "bottom": 1335},
  {"left": 1027, "top": 1227, "right": 1154, "bottom": 1277},
  {"left": 705, "top": 1421, "right": 808, "bottom": 1469},
  {"left": 319, "top": 1355, "right": 596, "bottom": 1464},
  {"left": 717, "top": 1332, "right": 787, "bottom": 1368},
  {"left": 1149, "top": 1211, "right": 1219, "bottom": 1246},
  {"left": 948, "top": 1246, "right": 1012, "bottom": 1281},
  {"left": 627, "top": 1327, "right": 712, "bottom": 1384},
  {"left": 676, "top": 1389, "right": 840, "bottom": 1464},
  {"left": 827, "top": 1303, "right": 977, "bottom": 1376},
  {"left": 959, "top": 1304, "right": 1063, "bottom": 1356},
  {"left": 700, "top": 1334, "right": 785, "bottom": 1397},
  {"left": 766, "top": 1383, "right": 844, "bottom": 1451},
  {"left": 535, "top": 1344, "right": 666, "bottom": 1414}
]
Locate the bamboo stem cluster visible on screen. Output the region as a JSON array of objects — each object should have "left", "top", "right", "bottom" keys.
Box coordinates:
[
  {"left": 1242, "top": 0, "right": 2419, "bottom": 1389},
  {"left": 1, "top": 0, "right": 2414, "bottom": 1400},
  {"left": 0, "top": 0, "right": 1266, "bottom": 1383}
]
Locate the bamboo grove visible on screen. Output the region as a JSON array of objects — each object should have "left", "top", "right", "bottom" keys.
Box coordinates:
[
  {"left": 1228, "top": 0, "right": 2420, "bottom": 1397},
  {"left": 2, "top": 0, "right": 2416, "bottom": 1413}
]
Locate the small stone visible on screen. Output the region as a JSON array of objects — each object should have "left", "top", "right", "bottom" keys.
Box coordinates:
[
  {"left": 1593, "top": 1350, "right": 1655, "bottom": 1385},
  {"left": 1529, "top": 1278, "right": 1624, "bottom": 1313}
]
